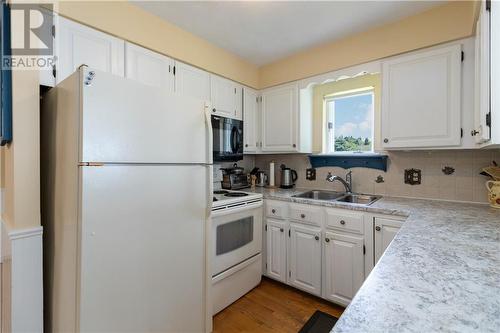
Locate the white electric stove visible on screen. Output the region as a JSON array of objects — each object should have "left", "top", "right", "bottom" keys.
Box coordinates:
[{"left": 210, "top": 189, "right": 263, "bottom": 315}]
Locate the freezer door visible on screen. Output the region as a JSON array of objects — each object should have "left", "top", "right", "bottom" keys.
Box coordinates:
[
  {"left": 78, "top": 165, "right": 210, "bottom": 332},
  {"left": 80, "top": 68, "right": 211, "bottom": 164}
]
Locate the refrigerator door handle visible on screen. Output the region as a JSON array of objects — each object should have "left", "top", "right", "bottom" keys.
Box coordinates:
[{"left": 204, "top": 102, "right": 213, "bottom": 165}]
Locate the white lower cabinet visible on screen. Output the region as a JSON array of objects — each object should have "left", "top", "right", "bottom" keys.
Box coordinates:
[
  {"left": 288, "top": 223, "right": 322, "bottom": 296},
  {"left": 266, "top": 219, "right": 287, "bottom": 283},
  {"left": 374, "top": 217, "right": 403, "bottom": 263},
  {"left": 323, "top": 231, "right": 364, "bottom": 306},
  {"left": 263, "top": 200, "right": 406, "bottom": 307}
]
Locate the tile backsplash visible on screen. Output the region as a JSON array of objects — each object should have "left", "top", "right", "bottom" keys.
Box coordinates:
[{"left": 254, "top": 150, "right": 500, "bottom": 203}]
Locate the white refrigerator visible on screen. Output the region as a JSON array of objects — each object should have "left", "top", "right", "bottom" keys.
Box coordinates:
[{"left": 41, "top": 67, "right": 212, "bottom": 332}]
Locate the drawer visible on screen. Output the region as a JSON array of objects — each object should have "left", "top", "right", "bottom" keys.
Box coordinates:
[
  {"left": 266, "top": 200, "right": 288, "bottom": 219},
  {"left": 325, "top": 208, "right": 364, "bottom": 234},
  {"left": 289, "top": 203, "right": 322, "bottom": 226}
]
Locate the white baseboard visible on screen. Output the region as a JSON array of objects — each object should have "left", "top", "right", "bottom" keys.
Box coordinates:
[{"left": 3, "top": 226, "right": 44, "bottom": 333}]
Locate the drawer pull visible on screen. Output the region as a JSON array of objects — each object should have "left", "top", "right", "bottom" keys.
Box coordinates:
[
  {"left": 325, "top": 238, "right": 330, "bottom": 243},
  {"left": 340, "top": 220, "right": 346, "bottom": 225},
  {"left": 375, "top": 226, "right": 381, "bottom": 231},
  {"left": 272, "top": 209, "right": 276, "bottom": 214},
  {"left": 300, "top": 214, "right": 306, "bottom": 218}
]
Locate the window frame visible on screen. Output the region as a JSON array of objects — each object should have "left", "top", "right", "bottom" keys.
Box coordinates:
[{"left": 324, "top": 88, "right": 375, "bottom": 154}]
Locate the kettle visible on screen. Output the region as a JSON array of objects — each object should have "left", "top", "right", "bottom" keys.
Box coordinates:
[{"left": 280, "top": 164, "right": 298, "bottom": 189}]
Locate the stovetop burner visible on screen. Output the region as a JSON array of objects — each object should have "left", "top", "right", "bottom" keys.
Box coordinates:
[
  {"left": 224, "top": 192, "right": 249, "bottom": 197},
  {"left": 214, "top": 190, "right": 229, "bottom": 195}
]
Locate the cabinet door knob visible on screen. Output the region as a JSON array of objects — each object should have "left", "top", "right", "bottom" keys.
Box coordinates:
[
  {"left": 292, "top": 144, "right": 297, "bottom": 148},
  {"left": 212, "top": 108, "right": 216, "bottom": 113},
  {"left": 383, "top": 138, "right": 389, "bottom": 143},
  {"left": 271, "top": 209, "right": 276, "bottom": 214},
  {"left": 315, "top": 235, "right": 319, "bottom": 241},
  {"left": 375, "top": 226, "right": 381, "bottom": 231},
  {"left": 300, "top": 213, "right": 306, "bottom": 218},
  {"left": 471, "top": 129, "right": 479, "bottom": 136},
  {"left": 280, "top": 228, "right": 284, "bottom": 232},
  {"left": 340, "top": 220, "right": 346, "bottom": 225},
  {"left": 245, "top": 144, "right": 248, "bottom": 147},
  {"left": 325, "top": 238, "right": 330, "bottom": 243}
]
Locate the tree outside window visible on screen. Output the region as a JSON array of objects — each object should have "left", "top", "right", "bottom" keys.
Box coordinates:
[{"left": 325, "top": 91, "right": 374, "bottom": 153}]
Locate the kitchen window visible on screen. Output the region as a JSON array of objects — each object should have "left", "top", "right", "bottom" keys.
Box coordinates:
[{"left": 325, "top": 89, "right": 374, "bottom": 153}]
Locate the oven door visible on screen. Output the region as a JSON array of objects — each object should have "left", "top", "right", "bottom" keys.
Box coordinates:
[
  {"left": 211, "top": 115, "right": 243, "bottom": 162},
  {"left": 211, "top": 201, "right": 262, "bottom": 277}
]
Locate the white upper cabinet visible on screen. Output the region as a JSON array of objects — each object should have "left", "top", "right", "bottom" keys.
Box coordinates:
[
  {"left": 492, "top": 0, "right": 500, "bottom": 146},
  {"left": 243, "top": 88, "right": 260, "bottom": 153},
  {"left": 323, "top": 231, "right": 364, "bottom": 306},
  {"left": 210, "top": 75, "right": 242, "bottom": 120},
  {"left": 38, "top": 7, "right": 55, "bottom": 86},
  {"left": 124, "top": 42, "right": 174, "bottom": 92},
  {"left": 56, "top": 16, "right": 124, "bottom": 84},
  {"left": 374, "top": 218, "right": 402, "bottom": 264},
  {"left": 381, "top": 44, "right": 462, "bottom": 149},
  {"left": 174, "top": 62, "right": 210, "bottom": 101},
  {"left": 288, "top": 224, "right": 322, "bottom": 296},
  {"left": 261, "top": 82, "right": 298, "bottom": 152},
  {"left": 474, "top": 0, "right": 493, "bottom": 144}
]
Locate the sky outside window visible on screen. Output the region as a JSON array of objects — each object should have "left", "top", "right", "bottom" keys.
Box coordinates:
[{"left": 326, "top": 92, "right": 374, "bottom": 152}]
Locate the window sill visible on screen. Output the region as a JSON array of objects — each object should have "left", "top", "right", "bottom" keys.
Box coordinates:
[{"left": 308, "top": 153, "right": 388, "bottom": 171}]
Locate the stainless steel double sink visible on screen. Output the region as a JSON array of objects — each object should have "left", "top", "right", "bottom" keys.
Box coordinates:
[{"left": 292, "top": 190, "right": 381, "bottom": 206}]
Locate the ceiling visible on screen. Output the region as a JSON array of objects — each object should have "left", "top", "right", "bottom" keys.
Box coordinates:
[{"left": 132, "top": 1, "right": 447, "bottom": 66}]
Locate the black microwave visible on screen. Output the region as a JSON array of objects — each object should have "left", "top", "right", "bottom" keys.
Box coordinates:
[{"left": 211, "top": 115, "right": 243, "bottom": 162}]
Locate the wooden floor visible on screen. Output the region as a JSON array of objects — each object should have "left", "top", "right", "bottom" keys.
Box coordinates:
[{"left": 213, "top": 277, "right": 344, "bottom": 333}]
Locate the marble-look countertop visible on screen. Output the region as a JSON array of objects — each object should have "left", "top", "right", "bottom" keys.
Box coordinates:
[{"left": 244, "top": 187, "right": 500, "bottom": 333}]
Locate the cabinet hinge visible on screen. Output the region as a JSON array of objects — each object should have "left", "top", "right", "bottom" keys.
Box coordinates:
[
  {"left": 265, "top": 263, "right": 267, "bottom": 269},
  {"left": 461, "top": 128, "right": 463, "bottom": 138},
  {"left": 486, "top": 112, "right": 491, "bottom": 127},
  {"left": 486, "top": 0, "right": 491, "bottom": 11},
  {"left": 52, "top": 64, "right": 56, "bottom": 78},
  {"left": 256, "top": 97, "right": 259, "bottom": 103},
  {"left": 363, "top": 245, "right": 366, "bottom": 255},
  {"left": 234, "top": 88, "right": 236, "bottom": 94},
  {"left": 265, "top": 225, "right": 267, "bottom": 231},
  {"left": 51, "top": 25, "right": 55, "bottom": 38},
  {"left": 173, "top": 66, "right": 176, "bottom": 75},
  {"left": 289, "top": 271, "right": 291, "bottom": 277},
  {"left": 461, "top": 51, "right": 465, "bottom": 62},
  {"left": 288, "top": 229, "right": 291, "bottom": 237}
]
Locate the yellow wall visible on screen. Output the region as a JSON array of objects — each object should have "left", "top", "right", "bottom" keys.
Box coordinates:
[
  {"left": 52, "top": 1, "right": 260, "bottom": 88},
  {"left": 259, "top": 1, "right": 478, "bottom": 88},
  {"left": 312, "top": 74, "right": 381, "bottom": 153},
  {"left": 1, "top": 69, "right": 41, "bottom": 230}
]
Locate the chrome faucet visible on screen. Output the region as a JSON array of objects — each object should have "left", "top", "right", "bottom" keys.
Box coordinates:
[{"left": 326, "top": 171, "right": 352, "bottom": 193}]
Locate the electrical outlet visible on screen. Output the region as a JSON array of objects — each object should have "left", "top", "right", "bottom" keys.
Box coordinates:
[
  {"left": 404, "top": 168, "right": 421, "bottom": 185},
  {"left": 306, "top": 168, "right": 316, "bottom": 181}
]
